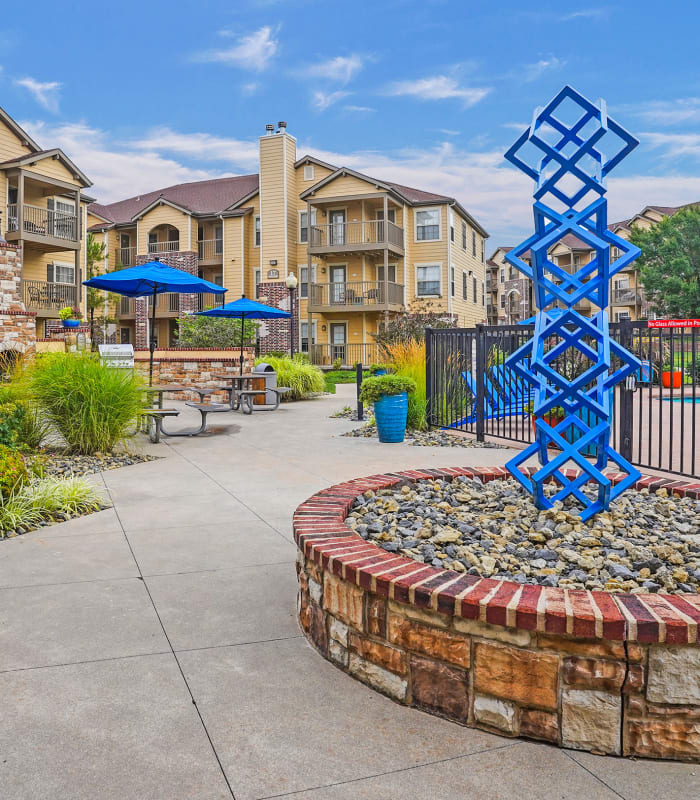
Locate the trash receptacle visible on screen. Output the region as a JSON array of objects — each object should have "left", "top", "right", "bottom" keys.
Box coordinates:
[{"left": 253, "top": 362, "right": 277, "bottom": 405}]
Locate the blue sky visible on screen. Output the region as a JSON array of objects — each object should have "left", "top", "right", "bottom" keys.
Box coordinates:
[{"left": 2, "top": 0, "right": 699, "bottom": 244}]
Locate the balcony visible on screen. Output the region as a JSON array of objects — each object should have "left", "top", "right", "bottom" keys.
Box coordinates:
[
  {"left": 6, "top": 203, "right": 79, "bottom": 250},
  {"left": 308, "top": 220, "right": 404, "bottom": 257},
  {"left": 308, "top": 281, "right": 404, "bottom": 313},
  {"left": 23, "top": 280, "right": 78, "bottom": 313},
  {"left": 197, "top": 239, "right": 223, "bottom": 264},
  {"left": 148, "top": 240, "right": 180, "bottom": 255},
  {"left": 612, "top": 288, "right": 643, "bottom": 306},
  {"left": 117, "top": 292, "right": 223, "bottom": 317},
  {"left": 309, "top": 342, "right": 379, "bottom": 368},
  {"left": 116, "top": 247, "right": 137, "bottom": 267}
]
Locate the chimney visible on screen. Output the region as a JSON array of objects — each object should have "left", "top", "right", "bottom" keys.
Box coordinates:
[
  {"left": 277, "top": 121, "right": 287, "bottom": 133},
  {"left": 265, "top": 123, "right": 275, "bottom": 135}
]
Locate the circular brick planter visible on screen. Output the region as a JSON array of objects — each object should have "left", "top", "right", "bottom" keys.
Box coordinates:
[{"left": 294, "top": 466, "right": 700, "bottom": 763}]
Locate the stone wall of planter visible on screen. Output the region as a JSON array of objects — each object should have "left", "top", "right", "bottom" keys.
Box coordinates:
[{"left": 294, "top": 466, "right": 700, "bottom": 762}]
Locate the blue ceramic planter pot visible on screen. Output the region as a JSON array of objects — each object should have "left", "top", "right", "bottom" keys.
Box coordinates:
[
  {"left": 62, "top": 319, "right": 81, "bottom": 328},
  {"left": 374, "top": 392, "right": 408, "bottom": 443},
  {"left": 373, "top": 368, "right": 388, "bottom": 376}
]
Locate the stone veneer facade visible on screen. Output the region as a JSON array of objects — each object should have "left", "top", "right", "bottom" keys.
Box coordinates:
[
  {"left": 0, "top": 243, "right": 36, "bottom": 358},
  {"left": 295, "top": 466, "right": 700, "bottom": 763}
]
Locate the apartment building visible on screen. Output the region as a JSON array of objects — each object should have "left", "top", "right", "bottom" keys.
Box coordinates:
[
  {"left": 486, "top": 202, "right": 699, "bottom": 324},
  {"left": 88, "top": 122, "right": 488, "bottom": 364},
  {"left": 0, "top": 106, "right": 93, "bottom": 337}
]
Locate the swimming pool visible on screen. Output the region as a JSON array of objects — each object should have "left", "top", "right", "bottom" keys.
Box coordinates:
[{"left": 663, "top": 396, "right": 700, "bottom": 403}]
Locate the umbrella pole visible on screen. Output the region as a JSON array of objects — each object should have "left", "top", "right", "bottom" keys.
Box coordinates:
[
  {"left": 149, "top": 286, "right": 157, "bottom": 386},
  {"left": 239, "top": 313, "right": 245, "bottom": 375}
]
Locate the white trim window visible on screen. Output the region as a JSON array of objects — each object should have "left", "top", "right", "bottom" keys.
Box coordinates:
[
  {"left": 303, "top": 165, "right": 315, "bottom": 181},
  {"left": 254, "top": 215, "right": 261, "bottom": 247},
  {"left": 462, "top": 221, "right": 467, "bottom": 250},
  {"left": 49, "top": 260, "right": 75, "bottom": 285},
  {"left": 299, "top": 264, "right": 316, "bottom": 298},
  {"left": 254, "top": 268, "right": 261, "bottom": 297},
  {"left": 298, "top": 209, "right": 316, "bottom": 243},
  {"left": 416, "top": 264, "right": 441, "bottom": 296},
  {"left": 415, "top": 207, "right": 440, "bottom": 241},
  {"left": 449, "top": 209, "right": 455, "bottom": 242},
  {"left": 301, "top": 320, "right": 317, "bottom": 352}
]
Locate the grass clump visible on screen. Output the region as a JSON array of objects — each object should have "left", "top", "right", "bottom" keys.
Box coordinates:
[
  {"left": 28, "top": 353, "right": 143, "bottom": 454},
  {"left": 382, "top": 341, "right": 427, "bottom": 430},
  {"left": 254, "top": 355, "right": 325, "bottom": 400},
  {"left": 0, "top": 475, "right": 106, "bottom": 538}
]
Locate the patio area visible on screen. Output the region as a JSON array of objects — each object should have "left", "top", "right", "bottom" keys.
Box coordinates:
[{"left": 0, "top": 384, "right": 696, "bottom": 800}]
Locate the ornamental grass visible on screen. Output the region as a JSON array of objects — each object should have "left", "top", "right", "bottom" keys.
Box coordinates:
[
  {"left": 382, "top": 340, "right": 427, "bottom": 430},
  {"left": 255, "top": 355, "right": 326, "bottom": 400}
]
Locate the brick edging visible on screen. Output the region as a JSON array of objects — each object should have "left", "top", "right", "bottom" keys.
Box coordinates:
[{"left": 293, "top": 467, "right": 700, "bottom": 645}]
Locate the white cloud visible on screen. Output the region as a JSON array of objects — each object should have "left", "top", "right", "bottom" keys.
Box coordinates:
[
  {"left": 436, "top": 129, "right": 460, "bottom": 136},
  {"left": 131, "top": 127, "right": 259, "bottom": 167},
  {"left": 242, "top": 82, "right": 259, "bottom": 96},
  {"left": 313, "top": 90, "right": 351, "bottom": 111},
  {"left": 522, "top": 57, "right": 566, "bottom": 82},
  {"left": 642, "top": 132, "right": 700, "bottom": 160},
  {"left": 195, "top": 25, "right": 279, "bottom": 71},
  {"left": 386, "top": 76, "right": 490, "bottom": 107},
  {"left": 302, "top": 54, "right": 365, "bottom": 84},
  {"left": 345, "top": 105, "right": 375, "bottom": 113},
  {"left": 14, "top": 77, "right": 61, "bottom": 112},
  {"left": 559, "top": 8, "right": 609, "bottom": 21},
  {"left": 631, "top": 98, "right": 700, "bottom": 126}
]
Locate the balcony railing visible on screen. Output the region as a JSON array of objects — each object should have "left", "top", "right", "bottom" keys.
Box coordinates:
[
  {"left": 309, "top": 220, "right": 404, "bottom": 251},
  {"left": 116, "top": 246, "right": 137, "bottom": 267},
  {"left": 23, "top": 280, "right": 77, "bottom": 311},
  {"left": 148, "top": 240, "right": 180, "bottom": 254},
  {"left": 612, "top": 288, "right": 643, "bottom": 305},
  {"left": 118, "top": 292, "right": 224, "bottom": 315},
  {"left": 198, "top": 239, "right": 223, "bottom": 260},
  {"left": 197, "top": 293, "right": 225, "bottom": 312},
  {"left": 6, "top": 203, "right": 77, "bottom": 241},
  {"left": 309, "top": 343, "right": 379, "bottom": 367},
  {"left": 309, "top": 281, "right": 404, "bottom": 309}
]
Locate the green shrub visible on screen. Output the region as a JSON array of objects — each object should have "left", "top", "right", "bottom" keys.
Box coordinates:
[
  {"left": 176, "top": 314, "right": 258, "bottom": 348},
  {"left": 0, "top": 475, "right": 105, "bottom": 537},
  {"left": 0, "top": 445, "right": 30, "bottom": 498},
  {"left": 0, "top": 398, "right": 26, "bottom": 447},
  {"left": 368, "top": 363, "right": 391, "bottom": 375},
  {"left": 29, "top": 354, "right": 143, "bottom": 454},
  {"left": 359, "top": 374, "right": 416, "bottom": 406},
  {"left": 254, "top": 355, "right": 325, "bottom": 400}
]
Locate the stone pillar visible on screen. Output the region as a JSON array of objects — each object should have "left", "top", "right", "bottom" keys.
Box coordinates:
[
  {"left": 256, "top": 281, "right": 293, "bottom": 354},
  {"left": 0, "top": 242, "right": 36, "bottom": 359}
]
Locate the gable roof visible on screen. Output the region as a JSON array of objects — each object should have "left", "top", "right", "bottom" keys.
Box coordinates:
[
  {"left": 0, "top": 106, "right": 41, "bottom": 152},
  {"left": 0, "top": 148, "right": 92, "bottom": 188},
  {"left": 88, "top": 174, "right": 260, "bottom": 228}
]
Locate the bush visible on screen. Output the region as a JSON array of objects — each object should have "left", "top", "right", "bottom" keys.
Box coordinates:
[
  {"left": 0, "top": 395, "right": 26, "bottom": 448},
  {"left": 368, "top": 363, "right": 391, "bottom": 375},
  {"left": 0, "top": 445, "right": 30, "bottom": 498},
  {"left": 29, "top": 354, "right": 143, "bottom": 454},
  {"left": 374, "top": 299, "right": 457, "bottom": 352},
  {"left": 359, "top": 374, "right": 416, "bottom": 405},
  {"left": 176, "top": 314, "right": 258, "bottom": 348},
  {"left": 0, "top": 475, "right": 105, "bottom": 537},
  {"left": 383, "top": 340, "right": 427, "bottom": 430},
  {"left": 254, "top": 354, "right": 325, "bottom": 400}
]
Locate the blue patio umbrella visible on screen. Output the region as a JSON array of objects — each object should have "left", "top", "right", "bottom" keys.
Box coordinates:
[
  {"left": 197, "top": 295, "right": 291, "bottom": 374},
  {"left": 84, "top": 259, "right": 227, "bottom": 384}
]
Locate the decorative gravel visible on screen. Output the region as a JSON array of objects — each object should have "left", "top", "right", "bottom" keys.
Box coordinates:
[
  {"left": 345, "top": 476, "right": 700, "bottom": 594},
  {"left": 342, "top": 423, "right": 507, "bottom": 449},
  {"left": 330, "top": 406, "right": 362, "bottom": 420},
  {"left": 39, "top": 451, "right": 160, "bottom": 477}
]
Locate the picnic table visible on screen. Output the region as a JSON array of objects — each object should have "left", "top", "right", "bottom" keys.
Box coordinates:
[{"left": 212, "top": 373, "right": 291, "bottom": 413}]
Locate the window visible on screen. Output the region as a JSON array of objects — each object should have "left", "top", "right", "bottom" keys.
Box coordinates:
[
  {"left": 509, "top": 266, "right": 517, "bottom": 281},
  {"left": 481, "top": 241, "right": 485, "bottom": 263},
  {"left": 254, "top": 216, "right": 261, "bottom": 247},
  {"left": 47, "top": 261, "right": 75, "bottom": 285},
  {"left": 299, "top": 265, "right": 315, "bottom": 298},
  {"left": 449, "top": 210, "right": 455, "bottom": 242},
  {"left": 377, "top": 264, "right": 397, "bottom": 283},
  {"left": 462, "top": 271, "right": 467, "bottom": 300},
  {"left": 462, "top": 221, "right": 467, "bottom": 250},
  {"left": 573, "top": 254, "right": 581, "bottom": 269},
  {"left": 450, "top": 266, "right": 455, "bottom": 297},
  {"left": 481, "top": 281, "right": 485, "bottom": 306},
  {"left": 120, "top": 327, "right": 131, "bottom": 344},
  {"left": 500, "top": 294, "right": 505, "bottom": 308},
  {"left": 301, "top": 320, "right": 317, "bottom": 352},
  {"left": 473, "top": 275, "right": 477, "bottom": 303},
  {"left": 416, "top": 264, "right": 441, "bottom": 296},
  {"left": 299, "top": 210, "right": 316, "bottom": 243},
  {"left": 415, "top": 208, "right": 440, "bottom": 241},
  {"left": 472, "top": 230, "right": 477, "bottom": 257},
  {"left": 214, "top": 224, "right": 223, "bottom": 255},
  {"left": 254, "top": 268, "right": 261, "bottom": 297},
  {"left": 500, "top": 268, "right": 505, "bottom": 283},
  {"left": 303, "top": 165, "right": 315, "bottom": 181}
]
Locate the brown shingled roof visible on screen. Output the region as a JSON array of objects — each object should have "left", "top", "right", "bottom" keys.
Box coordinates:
[{"left": 88, "top": 174, "right": 259, "bottom": 225}]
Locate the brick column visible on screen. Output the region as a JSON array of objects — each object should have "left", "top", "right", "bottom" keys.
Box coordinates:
[{"left": 256, "top": 281, "right": 294, "bottom": 354}]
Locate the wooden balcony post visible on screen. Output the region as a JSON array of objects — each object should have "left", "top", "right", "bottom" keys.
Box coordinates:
[{"left": 17, "top": 170, "right": 24, "bottom": 238}]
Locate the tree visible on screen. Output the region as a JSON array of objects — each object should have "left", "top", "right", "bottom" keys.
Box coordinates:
[
  {"left": 630, "top": 207, "right": 700, "bottom": 319},
  {"left": 373, "top": 298, "right": 457, "bottom": 354},
  {"left": 85, "top": 233, "right": 117, "bottom": 349},
  {"left": 176, "top": 314, "right": 259, "bottom": 348}
]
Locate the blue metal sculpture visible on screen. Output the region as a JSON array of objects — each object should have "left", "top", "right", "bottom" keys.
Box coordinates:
[{"left": 504, "top": 86, "right": 642, "bottom": 520}]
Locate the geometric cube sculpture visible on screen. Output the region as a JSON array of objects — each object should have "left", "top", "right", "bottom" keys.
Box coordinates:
[{"left": 503, "top": 86, "right": 642, "bottom": 520}]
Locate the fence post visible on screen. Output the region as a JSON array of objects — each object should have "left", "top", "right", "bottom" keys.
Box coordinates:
[
  {"left": 475, "top": 323, "right": 486, "bottom": 442},
  {"left": 355, "top": 362, "right": 364, "bottom": 421},
  {"left": 425, "top": 327, "right": 433, "bottom": 430},
  {"left": 619, "top": 319, "right": 634, "bottom": 462}
]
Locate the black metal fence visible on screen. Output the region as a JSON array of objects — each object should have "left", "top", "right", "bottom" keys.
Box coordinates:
[{"left": 426, "top": 322, "right": 700, "bottom": 478}]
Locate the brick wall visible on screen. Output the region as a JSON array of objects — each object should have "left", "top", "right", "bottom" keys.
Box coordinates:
[
  {"left": 295, "top": 467, "right": 700, "bottom": 763},
  {"left": 256, "top": 281, "right": 295, "bottom": 353},
  {"left": 0, "top": 243, "right": 36, "bottom": 357}
]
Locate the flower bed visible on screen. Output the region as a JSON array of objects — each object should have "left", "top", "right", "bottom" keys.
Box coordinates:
[{"left": 294, "top": 466, "right": 700, "bottom": 762}]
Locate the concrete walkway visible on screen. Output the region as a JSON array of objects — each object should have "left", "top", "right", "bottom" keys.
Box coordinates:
[{"left": 0, "top": 385, "right": 695, "bottom": 799}]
